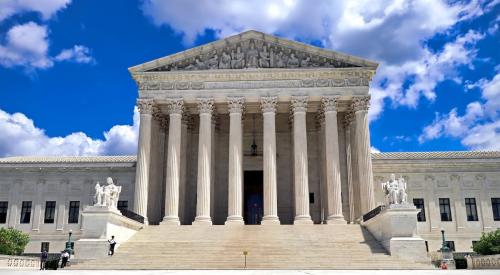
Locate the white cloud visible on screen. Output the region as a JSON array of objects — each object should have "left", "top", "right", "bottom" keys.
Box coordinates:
[
  {"left": 371, "top": 146, "right": 381, "bottom": 153},
  {"left": 55, "top": 45, "right": 95, "bottom": 64},
  {"left": 0, "top": 22, "right": 96, "bottom": 70},
  {"left": 0, "top": 22, "right": 53, "bottom": 69},
  {"left": 140, "top": 0, "right": 492, "bottom": 121},
  {"left": 0, "top": 108, "right": 139, "bottom": 157},
  {"left": 0, "top": 0, "right": 71, "bottom": 21},
  {"left": 418, "top": 72, "right": 500, "bottom": 150}
]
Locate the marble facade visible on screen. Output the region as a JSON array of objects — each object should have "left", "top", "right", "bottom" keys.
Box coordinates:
[{"left": 0, "top": 31, "right": 499, "bottom": 257}]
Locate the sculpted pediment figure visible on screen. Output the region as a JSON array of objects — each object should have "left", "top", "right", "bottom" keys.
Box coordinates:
[{"left": 129, "top": 30, "right": 377, "bottom": 73}]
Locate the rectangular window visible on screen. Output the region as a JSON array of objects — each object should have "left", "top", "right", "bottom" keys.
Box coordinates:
[
  {"left": 68, "top": 201, "right": 80, "bottom": 224},
  {"left": 413, "top": 198, "right": 426, "bottom": 222},
  {"left": 117, "top": 200, "right": 128, "bottom": 212},
  {"left": 439, "top": 198, "right": 452, "bottom": 221},
  {"left": 465, "top": 198, "right": 479, "bottom": 221},
  {"left": 445, "top": 241, "right": 455, "bottom": 252},
  {"left": 44, "top": 201, "right": 56, "bottom": 224},
  {"left": 0, "top": 201, "right": 7, "bottom": 224},
  {"left": 492, "top": 198, "right": 500, "bottom": 221},
  {"left": 20, "top": 201, "right": 32, "bottom": 224},
  {"left": 41, "top": 242, "right": 50, "bottom": 252}
]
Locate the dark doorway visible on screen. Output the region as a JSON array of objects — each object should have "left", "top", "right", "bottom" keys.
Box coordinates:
[{"left": 244, "top": 171, "right": 263, "bottom": 224}]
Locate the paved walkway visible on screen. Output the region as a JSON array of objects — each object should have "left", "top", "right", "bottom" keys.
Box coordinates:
[{"left": 2, "top": 270, "right": 499, "bottom": 275}]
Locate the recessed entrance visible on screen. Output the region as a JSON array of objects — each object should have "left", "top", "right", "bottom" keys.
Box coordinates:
[{"left": 244, "top": 170, "right": 263, "bottom": 225}]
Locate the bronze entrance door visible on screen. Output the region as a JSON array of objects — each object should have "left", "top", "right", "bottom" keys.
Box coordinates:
[{"left": 244, "top": 171, "right": 263, "bottom": 224}]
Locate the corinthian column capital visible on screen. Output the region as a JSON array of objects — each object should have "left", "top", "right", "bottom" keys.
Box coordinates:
[
  {"left": 197, "top": 98, "right": 214, "bottom": 115},
  {"left": 227, "top": 97, "right": 245, "bottom": 113},
  {"left": 351, "top": 96, "right": 371, "bottom": 112},
  {"left": 167, "top": 98, "right": 184, "bottom": 115},
  {"left": 290, "top": 96, "right": 308, "bottom": 113},
  {"left": 261, "top": 96, "right": 278, "bottom": 113},
  {"left": 321, "top": 96, "right": 340, "bottom": 113},
  {"left": 137, "top": 99, "right": 155, "bottom": 114}
]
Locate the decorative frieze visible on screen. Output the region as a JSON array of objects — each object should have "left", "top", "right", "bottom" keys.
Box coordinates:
[
  {"left": 137, "top": 99, "right": 155, "bottom": 115},
  {"left": 260, "top": 97, "right": 278, "bottom": 113}
]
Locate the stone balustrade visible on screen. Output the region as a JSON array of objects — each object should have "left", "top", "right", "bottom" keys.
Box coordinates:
[{"left": 0, "top": 255, "right": 40, "bottom": 269}]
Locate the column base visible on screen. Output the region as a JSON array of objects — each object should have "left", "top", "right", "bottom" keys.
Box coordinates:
[
  {"left": 326, "top": 215, "right": 347, "bottom": 224},
  {"left": 294, "top": 215, "right": 313, "bottom": 225},
  {"left": 225, "top": 216, "right": 244, "bottom": 225},
  {"left": 161, "top": 216, "right": 180, "bottom": 225},
  {"left": 193, "top": 216, "right": 212, "bottom": 226},
  {"left": 261, "top": 215, "right": 280, "bottom": 225}
]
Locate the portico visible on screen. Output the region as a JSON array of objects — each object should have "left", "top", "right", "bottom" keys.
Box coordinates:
[{"left": 129, "top": 30, "right": 378, "bottom": 225}]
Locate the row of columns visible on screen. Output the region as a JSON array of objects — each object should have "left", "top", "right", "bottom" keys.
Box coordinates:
[{"left": 133, "top": 95, "right": 375, "bottom": 225}]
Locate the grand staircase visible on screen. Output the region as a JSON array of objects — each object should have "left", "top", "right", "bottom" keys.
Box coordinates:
[{"left": 74, "top": 224, "right": 432, "bottom": 269}]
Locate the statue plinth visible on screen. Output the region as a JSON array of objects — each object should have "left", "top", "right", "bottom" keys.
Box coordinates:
[
  {"left": 75, "top": 204, "right": 143, "bottom": 260},
  {"left": 362, "top": 207, "right": 429, "bottom": 263}
]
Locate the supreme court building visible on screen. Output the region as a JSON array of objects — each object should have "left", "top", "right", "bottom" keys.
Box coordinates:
[{"left": 1, "top": 31, "right": 499, "bottom": 268}]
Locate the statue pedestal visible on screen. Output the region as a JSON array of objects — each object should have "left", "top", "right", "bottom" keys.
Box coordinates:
[
  {"left": 75, "top": 206, "right": 144, "bottom": 260},
  {"left": 362, "top": 205, "right": 429, "bottom": 263}
]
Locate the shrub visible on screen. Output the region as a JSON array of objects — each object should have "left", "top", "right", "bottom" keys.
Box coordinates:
[
  {"left": 0, "top": 227, "right": 30, "bottom": 255},
  {"left": 473, "top": 229, "right": 500, "bottom": 255}
]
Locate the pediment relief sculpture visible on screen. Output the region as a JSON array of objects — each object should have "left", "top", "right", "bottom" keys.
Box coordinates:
[{"left": 148, "top": 39, "right": 360, "bottom": 72}]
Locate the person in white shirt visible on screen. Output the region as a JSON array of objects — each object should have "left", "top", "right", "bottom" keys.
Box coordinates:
[{"left": 108, "top": 236, "right": 117, "bottom": 256}]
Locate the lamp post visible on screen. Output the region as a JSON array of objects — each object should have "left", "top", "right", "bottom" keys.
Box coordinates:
[
  {"left": 66, "top": 229, "right": 73, "bottom": 255},
  {"left": 440, "top": 228, "right": 448, "bottom": 253}
]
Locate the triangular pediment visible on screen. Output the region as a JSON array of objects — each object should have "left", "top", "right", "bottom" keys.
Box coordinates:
[{"left": 129, "top": 30, "right": 378, "bottom": 73}]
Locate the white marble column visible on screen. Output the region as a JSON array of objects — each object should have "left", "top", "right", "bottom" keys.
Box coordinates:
[
  {"left": 225, "top": 97, "right": 245, "bottom": 225},
  {"left": 193, "top": 98, "right": 214, "bottom": 225},
  {"left": 352, "top": 96, "right": 375, "bottom": 215},
  {"left": 261, "top": 96, "right": 280, "bottom": 225},
  {"left": 133, "top": 99, "right": 154, "bottom": 224},
  {"left": 162, "top": 99, "right": 184, "bottom": 225},
  {"left": 343, "top": 112, "right": 355, "bottom": 223},
  {"left": 291, "top": 96, "right": 313, "bottom": 225},
  {"left": 321, "top": 96, "right": 345, "bottom": 224}
]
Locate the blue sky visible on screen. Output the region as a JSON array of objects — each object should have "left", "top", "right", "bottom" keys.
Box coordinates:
[{"left": 0, "top": 0, "right": 498, "bottom": 157}]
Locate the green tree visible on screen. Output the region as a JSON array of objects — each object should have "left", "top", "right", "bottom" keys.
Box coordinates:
[
  {"left": 0, "top": 227, "right": 30, "bottom": 255},
  {"left": 473, "top": 229, "right": 500, "bottom": 255}
]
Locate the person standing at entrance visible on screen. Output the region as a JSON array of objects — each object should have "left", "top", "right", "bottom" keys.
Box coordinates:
[
  {"left": 40, "top": 250, "right": 48, "bottom": 270},
  {"left": 60, "top": 250, "right": 69, "bottom": 268},
  {"left": 108, "top": 236, "right": 116, "bottom": 256}
]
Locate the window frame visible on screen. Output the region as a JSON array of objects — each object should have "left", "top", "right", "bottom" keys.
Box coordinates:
[
  {"left": 413, "top": 198, "right": 426, "bottom": 222},
  {"left": 41, "top": 242, "right": 50, "bottom": 252},
  {"left": 492, "top": 198, "right": 500, "bottom": 221},
  {"left": 465, "top": 198, "right": 479, "bottom": 221},
  {"left": 68, "top": 201, "right": 80, "bottom": 224},
  {"left": 439, "top": 198, "right": 452, "bottom": 222},
  {"left": 20, "top": 201, "right": 32, "bottom": 224},
  {"left": 0, "top": 201, "right": 8, "bottom": 224},
  {"left": 44, "top": 201, "right": 56, "bottom": 224}
]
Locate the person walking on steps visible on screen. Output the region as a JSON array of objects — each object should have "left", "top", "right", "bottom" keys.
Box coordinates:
[
  {"left": 108, "top": 236, "right": 116, "bottom": 256},
  {"left": 60, "top": 250, "right": 69, "bottom": 268}
]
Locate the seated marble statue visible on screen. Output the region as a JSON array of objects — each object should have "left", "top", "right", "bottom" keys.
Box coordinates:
[
  {"left": 94, "top": 177, "right": 122, "bottom": 209},
  {"left": 381, "top": 173, "right": 400, "bottom": 205}
]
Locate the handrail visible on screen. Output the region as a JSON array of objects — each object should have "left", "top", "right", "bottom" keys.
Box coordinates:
[{"left": 362, "top": 205, "right": 385, "bottom": 222}]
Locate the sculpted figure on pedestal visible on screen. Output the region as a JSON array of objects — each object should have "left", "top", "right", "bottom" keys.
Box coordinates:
[
  {"left": 93, "top": 177, "right": 122, "bottom": 208},
  {"left": 398, "top": 176, "right": 408, "bottom": 204},
  {"left": 381, "top": 174, "right": 400, "bottom": 205}
]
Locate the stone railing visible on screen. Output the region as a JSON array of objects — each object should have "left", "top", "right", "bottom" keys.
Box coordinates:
[
  {"left": 467, "top": 254, "right": 500, "bottom": 269},
  {"left": 0, "top": 255, "right": 40, "bottom": 269},
  {"left": 362, "top": 205, "right": 385, "bottom": 222}
]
